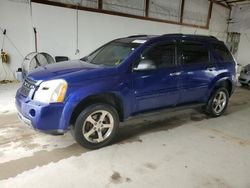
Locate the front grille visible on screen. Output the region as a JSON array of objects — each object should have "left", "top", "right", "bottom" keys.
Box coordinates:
[
  {"left": 241, "top": 70, "right": 250, "bottom": 74},
  {"left": 239, "top": 78, "right": 246, "bottom": 82},
  {"left": 242, "top": 71, "right": 247, "bottom": 74},
  {"left": 19, "top": 78, "right": 37, "bottom": 97}
]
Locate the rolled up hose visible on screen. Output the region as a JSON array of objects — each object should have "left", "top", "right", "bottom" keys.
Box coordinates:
[{"left": 1, "top": 51, "right": 8, "bottom": 63}]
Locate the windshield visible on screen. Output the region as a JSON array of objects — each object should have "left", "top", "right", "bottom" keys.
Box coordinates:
[
  {"left": 82, "top": 41, "right": 141, "bottom": 66},
  {"left": 245, "top": 64, "right": 250, "bottom": 71}
]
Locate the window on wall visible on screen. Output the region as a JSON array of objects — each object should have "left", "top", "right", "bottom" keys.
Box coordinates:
[
  {"left": 103, "top": 0, "right": 145, "bottom": 16},
  {"left": 141, "top": 42, "right": 176, "bottom": 68},
  {"left": 180, "top": 41, "right": 209, "bottom": 65},
  {"left": 148, "top": 0, "right": 182, "bottom": 22},
  {"left": 47, "top": 0, "right": 98, "bottom": 8},
  {"left": 182, "top": 0, "right": 210, "bottom": 26},
  {"left": 40, "top": 0, "right": 216, "bottom": 29},
  {"left": 212, "top": 44, "right": 233, "bottom": 62}
]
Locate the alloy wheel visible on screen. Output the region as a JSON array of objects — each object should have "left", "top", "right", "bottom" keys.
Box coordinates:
[
  {"left": 212, "top": 91, "right": 227, "bottom": 114},
  {"left": 82, "top": 110, "right": 114, "bottom": 143}
]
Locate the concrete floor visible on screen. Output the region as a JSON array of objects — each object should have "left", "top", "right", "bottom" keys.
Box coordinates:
[{"left": 0, "top": 84, "right": 250, "bottom": 188}]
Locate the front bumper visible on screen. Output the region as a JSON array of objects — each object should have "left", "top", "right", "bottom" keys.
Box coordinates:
[
  {"left": 238, "top": 73, "right": 250, "bottom": 84},
  {"left": 16, "top": 89, "right": 66, "bottom": 135}
]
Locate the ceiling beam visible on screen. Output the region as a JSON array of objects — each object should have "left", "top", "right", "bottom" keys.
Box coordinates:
[
  {"left": 145, "top": 0, "right": 150, "bottom": 17},
  {"left": 180, "top": 0, "right": 185, "bottom": 23},
  {"left": 208, "top": 0, "right": 231, "bottom": 9},
  {"left": 226, "top": 0, "right": 249, "bottom": 4},
  {"left": 98, "top": 0, "right": 102, "bottom": 10},
  {"left": 223, "top": 0, "right": 231, "bottom": 7},
  {"left": 215, "top": 0, "right": 250, "bottom": 6},
  {"left": 206, "top": 1, "right": 213, "bottom": 28}
]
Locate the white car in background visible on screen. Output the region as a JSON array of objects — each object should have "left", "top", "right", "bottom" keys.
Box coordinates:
[{"left": 239, "top": 64, "right": 250, "bottom": 87}]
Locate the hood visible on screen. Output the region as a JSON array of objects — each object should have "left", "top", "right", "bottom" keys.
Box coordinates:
[{"left": 28, "top": 60, "right": 108, "bottom": 81}]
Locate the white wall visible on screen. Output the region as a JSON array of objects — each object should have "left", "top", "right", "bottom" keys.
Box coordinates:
[
  {"left": 0, "top": 0, "right": 230, "bottom": 80},
  {"left": 209, "top": 4, "right": 229, "bottom": 41},
  {"left": 229, "top": 5, "right": 250, "bottom": 66},
  {"left": 237, "top": 33, "right": 250, "bottom": 66},
  {"left": 0, "top": 0, "right": 33, "bottom": 80}
]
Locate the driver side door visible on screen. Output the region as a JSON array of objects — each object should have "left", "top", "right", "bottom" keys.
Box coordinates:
[{"left": 132, "top": 40, "right": 181, "bottom": 113}]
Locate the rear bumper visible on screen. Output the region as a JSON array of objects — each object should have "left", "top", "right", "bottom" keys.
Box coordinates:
[{"left": 15, "top": 89, "right": 67, "bottom": 135}]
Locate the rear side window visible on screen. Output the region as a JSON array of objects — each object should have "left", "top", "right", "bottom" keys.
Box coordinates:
[
  {"left": 212, "top": 43, "right": 233, "bottom": 62},
  {"left": 179, "top": 41, "right": 209, "bottom": 65}
]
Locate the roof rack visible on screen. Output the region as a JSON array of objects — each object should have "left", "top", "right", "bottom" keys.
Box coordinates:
[
  {"left": 161, "top": 33, "right": 183, "bottom": 37},
  {"left": 208, "top": 35, "right": 218, "bottom": 40},
  {"left": 127, "top": 35, "right": 148, "bottom": 38},
  {"left": 160, "top": 33, "right": 219, "bottom": 40}
]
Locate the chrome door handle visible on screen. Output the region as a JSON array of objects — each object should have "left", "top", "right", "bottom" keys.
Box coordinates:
[
  {"left": 170, "top": 71, "right": 182, "bottom": 76},
  {"left": 207, "top": 67, "right": 216, "bottom": 71}
]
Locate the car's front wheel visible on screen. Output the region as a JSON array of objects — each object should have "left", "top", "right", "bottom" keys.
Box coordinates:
[
  {"left": 204, "top": 87, "right": 229, "bottom": 117},
  {"left": 240, "top": 83, "right": 247, "bottom": 87},
  {"left": 74, "top": 104, "right": 119, "bottom": 149}
]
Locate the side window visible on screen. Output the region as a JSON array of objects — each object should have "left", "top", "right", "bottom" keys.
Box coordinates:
[
  {"left": 212, "top": 43, "right": 233, "bottom": 62},
  {"left": 140, "top": 42, "right": 176, "bottom": 69},
  {"left": 180, "top": 41, "right": 209, "bottom": 65}
]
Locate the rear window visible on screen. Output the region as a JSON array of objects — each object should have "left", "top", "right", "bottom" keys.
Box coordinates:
[
  {"left": 180, "top": 41, "right": 209, "bottom": 65},
  {"left": 212, "top": 43, "right": 233, "bottom": 62}
]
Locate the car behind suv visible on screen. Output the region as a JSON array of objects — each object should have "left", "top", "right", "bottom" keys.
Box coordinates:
[
  {"left": 16, "top": 34, "right": 236, "bottom": 149},
  {"left": 239, "top": 64, "right": 250, "bottom": 87}
]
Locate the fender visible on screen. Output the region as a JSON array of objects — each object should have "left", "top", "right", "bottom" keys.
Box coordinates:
[
  {"left": 58, "top": 77, "right": 132, "bottom": 130},
  {"left": 207, "top": 72, "right": 234, "bottom": 100}
]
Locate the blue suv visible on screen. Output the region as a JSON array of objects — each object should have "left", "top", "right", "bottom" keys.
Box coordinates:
[{"left": 16, "top": 34, "right": 236, "bottom": 149}]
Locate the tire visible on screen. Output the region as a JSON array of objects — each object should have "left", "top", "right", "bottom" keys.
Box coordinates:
[
  {"left": 204, "top": 87, "right": 229, "bottom": 117},
  {"left": 241, "top": 83, "right": 247, "bottom": 87},
  {"left": 74, "top": 103, "right": 119, "bottom": 149}
]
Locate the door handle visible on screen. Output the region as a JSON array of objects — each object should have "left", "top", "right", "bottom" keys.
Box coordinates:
[
  {"left": 170, "top": 71, "right": 182, "bottom": 76},
  {"left": 207, "top": 67, "right": 216, "bottom": 71}
]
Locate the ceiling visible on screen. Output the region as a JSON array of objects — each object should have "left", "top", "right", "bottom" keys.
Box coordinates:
[
  {"left": 213, "top": 0, "right": 250, "bottom": 7},
  {"left": 7, "top": 0, "right": 250, "bottom": 9}
]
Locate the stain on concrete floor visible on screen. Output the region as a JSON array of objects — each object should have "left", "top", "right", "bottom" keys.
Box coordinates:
[
  {"left": 144, "top": 162, "right": 158, "bottom": 170},
  {"left": 0, "top": 143, "right": 86, "bottom": 180},
  {"left": 110, "top": 171, "right": 122, "bottom": 184}
]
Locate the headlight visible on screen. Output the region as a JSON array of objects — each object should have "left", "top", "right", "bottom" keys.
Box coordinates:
[{"left": 33, "top": 79, "right": 67, "bottom": 103}]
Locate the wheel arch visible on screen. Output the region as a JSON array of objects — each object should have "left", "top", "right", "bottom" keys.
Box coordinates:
[
  {"left": 210, "top": 77, "right": 233, "bottom": 98},
  {"left": 69, "top": 92, "right": 124, "bottom": 127}
]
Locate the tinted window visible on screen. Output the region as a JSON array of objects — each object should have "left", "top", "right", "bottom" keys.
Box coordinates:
[
  {"left": 213, "top": 44, "right": 233, "bottom": 62},
  {"left": 140, "top": 42, "right": 175, "bottom": 68},
  {"left": 180, "top": 41, "right": 209, "bottom": 65}
]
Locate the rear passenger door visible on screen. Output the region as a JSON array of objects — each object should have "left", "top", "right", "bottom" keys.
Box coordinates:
[{"left": 178, "top": 40, "right": 216, "bottom": 104}]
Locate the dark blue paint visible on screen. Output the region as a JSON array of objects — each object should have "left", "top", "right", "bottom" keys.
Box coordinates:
[{"left": 15, "top": 34, "right": 236, "bottom": 133}]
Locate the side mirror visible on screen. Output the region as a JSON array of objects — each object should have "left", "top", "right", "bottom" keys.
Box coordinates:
[{"left": 133, "top": 59, "right": 156, "bottom": 71}]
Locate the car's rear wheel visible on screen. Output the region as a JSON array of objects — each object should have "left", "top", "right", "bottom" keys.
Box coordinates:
[
  {"left": 204, "top": 87, "right": 229, "bottom": 117},
  {"left": 74, "top": 104, "right": 119, "bottom": 149}
]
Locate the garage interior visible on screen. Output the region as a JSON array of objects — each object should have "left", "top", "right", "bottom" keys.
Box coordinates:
[{"left": 1, "top": 0, "right": 250, "bottom": 187}]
